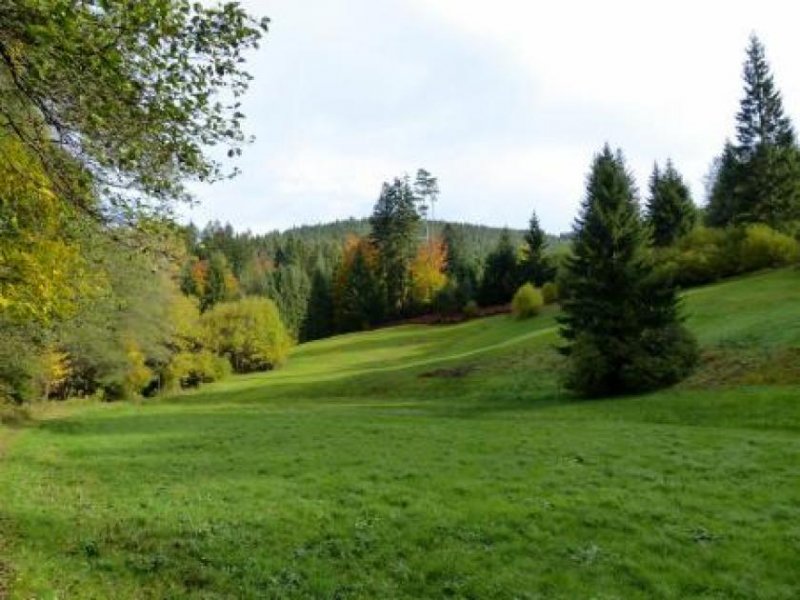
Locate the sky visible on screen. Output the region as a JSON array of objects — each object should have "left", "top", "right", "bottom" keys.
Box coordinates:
[{"left": 185, "top": 0, "right": 800, "bottom": 235}]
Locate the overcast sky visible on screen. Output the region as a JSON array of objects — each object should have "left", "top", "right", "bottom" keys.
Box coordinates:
[{"left": 185, "top": 0, "right": 800, "bottom": 235}]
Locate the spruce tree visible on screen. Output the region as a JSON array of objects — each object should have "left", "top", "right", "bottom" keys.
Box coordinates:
[
  {"left": 370, "top": 177, "right": 421, "bottom": 315},
  {"left": 521, "top": 210, "right": 554, "bottom": 285},
  {"left": 442, "top": 223, "right": 466, "bottom": 278},
  {"left": 646, "top": 160, "right": 696, "bottom": 247},
  {"left": 736, "top": 35, "right": 795, "bottom": 155},
  {"left": 301, "top": 267, "right": 335, "bottom": 342},
  {"left": 708, "top": 35, "right": 800, "bottom": 228},
  {"left": 338, "top": 246, "right": 386, "bottom": 331},
  {"left": 478, "top": 229, "right": 520, "bottom": 306},
  {"left": 203, "top": 252, "right": 235, "bottom": 312},
  {"left": 705, "top": 141, "right": 742, "bottom": 227},
  {"left": 442, "top": 223, "right": 479, "bottom": 305},
  {"left": 559, "top": 146, "right": 698, "bottom": 397}
]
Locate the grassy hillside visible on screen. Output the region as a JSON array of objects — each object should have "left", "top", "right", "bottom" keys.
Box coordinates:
[{"left": 1, "top": 270, "right": 799, "bottom": 598}]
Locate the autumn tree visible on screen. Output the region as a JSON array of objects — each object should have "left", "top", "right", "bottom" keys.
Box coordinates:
[
  {"left": 201, "top": 297, "right": 292, "bottom": 373},
  {"left": 0, "top": 0, "right": 269, "bottom": 221},
  {"left": 410, "top": 238, "right": 448, "bottom": 307}
]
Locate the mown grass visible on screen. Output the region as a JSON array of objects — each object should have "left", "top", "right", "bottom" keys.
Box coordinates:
[{"left": 1, "top": 269, "right": 799, "bottom": 598}]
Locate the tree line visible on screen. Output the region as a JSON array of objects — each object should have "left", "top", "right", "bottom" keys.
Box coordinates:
[
  {"left": 177, "top": 198, "right": 571, "bottom": 341},
  {"left": 3, "top": 14, "right": 800, "bottom": 407}
]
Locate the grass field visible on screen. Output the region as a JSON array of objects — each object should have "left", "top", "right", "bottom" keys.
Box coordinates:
[{"left": 1, "top": 269, "right": 799, "bottom": 598}]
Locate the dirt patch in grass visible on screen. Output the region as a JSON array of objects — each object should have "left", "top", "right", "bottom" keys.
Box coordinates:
[
  {"left": 381, "top": 304, "right": 512, "bottom": 327},
  {"left": 419, "top": 365, "right": 477, "bottom": 379},
  {"left": 683, "top": 346, "right": 800, "bottom": 388}
]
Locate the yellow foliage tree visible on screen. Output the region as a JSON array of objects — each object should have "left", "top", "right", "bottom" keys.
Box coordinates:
[
  {"left": 123, "top": 340, "right": 154, "bottom": 398},
  {"left": 0, "top": 135, "right": 96, "bottom": 325},
  {"left": 410, "top": 238, "right": 448, "bottom": 306},
  {"left": 39, "top": 347, "right": 72, "bottom": 400}
]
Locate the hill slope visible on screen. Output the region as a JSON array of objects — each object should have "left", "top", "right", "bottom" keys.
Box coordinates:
[{"left": 1, "top": 269, "right": 799, "bottom": 598}]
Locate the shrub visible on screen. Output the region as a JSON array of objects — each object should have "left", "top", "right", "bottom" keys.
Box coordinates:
[
  {"left": 739, "top": 224, "right": 800, "bottom": 271},
  {"left": 542, "top": 282, "right": 559, "bottom": 304},
  {"left": 463, "top": 300, "right": 479, "bottom": 319},
  {"left": 202, "top": 297, "right": 292, "bottom": 373},
  {"left": 511, "top": 283, "right": 544, "bottom": 319},
  {"left": 164, "top": 350, "right": 231, "bottom": 391},
  {"left": 656, "top": 226, "right": 740, "bottom": 286}
]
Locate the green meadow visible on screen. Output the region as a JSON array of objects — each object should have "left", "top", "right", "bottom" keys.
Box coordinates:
[{"left": 1, "top": 269, "right": 799, "bottom": 598}]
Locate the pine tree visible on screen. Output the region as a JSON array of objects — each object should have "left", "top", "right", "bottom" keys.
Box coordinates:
[
  {"left": 736, "top": 35, "right": 795, "bottom": 156},
  {"left": 708, "top": 35, "right": 800, "bottom": 228},
  {"left": 414, "top": 169, "right": 440, "bottom": 241},
  {"left": 520, "top": 210, "right": 554, "bottom": 285},
  {"left": 301, "top": 267, "right": 335, "bottom": 342},
  {"left": 559, "top": 146, "right": 698, "bottom": 397},
  {"left": 203, "top": 252, "right": 237, "bottom": 312},
  {"left": 442, "top": 223, "right": 465, "bottom": 277},
  {"left": 370, "top": 177, "right": 421, "bottom": 315},
  {"left": 705, "top": 141, "right": 742, "bottom": 227},
  {"left": 478, "top": 229, "right": 520, "bottom": 306},
  {"left": 646, "top": 160, "right": 696, "bottom": 247},
  {"left": 742, "top": 143, "right": 800, "bottom": 225},
  {"left": 264, "top": 264, "right": 311, "bottom": 339},
  {"left": 441, "top": 223, "right": 479, "bottom": 306},
  {"left": 337, "top": 245, "right": 386, "bottom": 331}
]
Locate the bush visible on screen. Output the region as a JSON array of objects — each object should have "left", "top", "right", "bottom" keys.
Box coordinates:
[
  {"left": 163, "top": 350, "right": 231, "bottom": 391},
  {"left": 739, "top": 224, "right": 800, "bottom": 271},
  {"left": 655, "top": 226, "right": 740, "bottom": 286},
  {"left": 542, "top": 282, "right": 559, "bottom": 304},
  {"left": 655, "top": 224, "right": 800, "bottom": 288},
  {"left": 565, "top": 326, "right": 698, "bottom": 397},
  {"left": 511, "top": 283, "right": 544, "bottom": 319},
  {"left": 202, "top": 297, "right": 292, "bottom": 373},
  {"left": 463, "top": 300, "right": 479, "bottom": 319}
]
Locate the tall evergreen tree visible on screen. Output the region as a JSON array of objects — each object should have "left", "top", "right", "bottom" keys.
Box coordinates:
[
  {"left": 414, "top": 169, "right": 440, "bottom": 241},
  {"left": 559, "top": 146, "right": 698, "bottom": 397},
  {"left": 707, "top": 35, "right": 800, "bottom": 228},
  {"left": 203, "top": 252, "right": 237, "bottom": 312},
  {"left": 301, "top": 267, "right": 335, "bottom": 342},
  {"left": 478, "top": 229, "right": 520, "bottom": 306},
  {"left": 441, "top": 223, "right": 479, "bottom": 306},
  {"left": 520, "top": 210, "right": 554, "bottom": 285},
  {"left": 646, "top": 160, "right": 696, "bottom": 247},
  {"left": 736, "top": 35, "right": 795, "bottom": 155},
  {"left": 264, "top": 264, "right": 311, "bottom": 339},
  {"left": 705, "top": 141, "right": 742, "bottom": 227},
  {"left": 337, "top": 246, "right": 386, "bottom": 332},
  {"left": 370, "top": 177, "right": 421, "bottom": 315}
]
